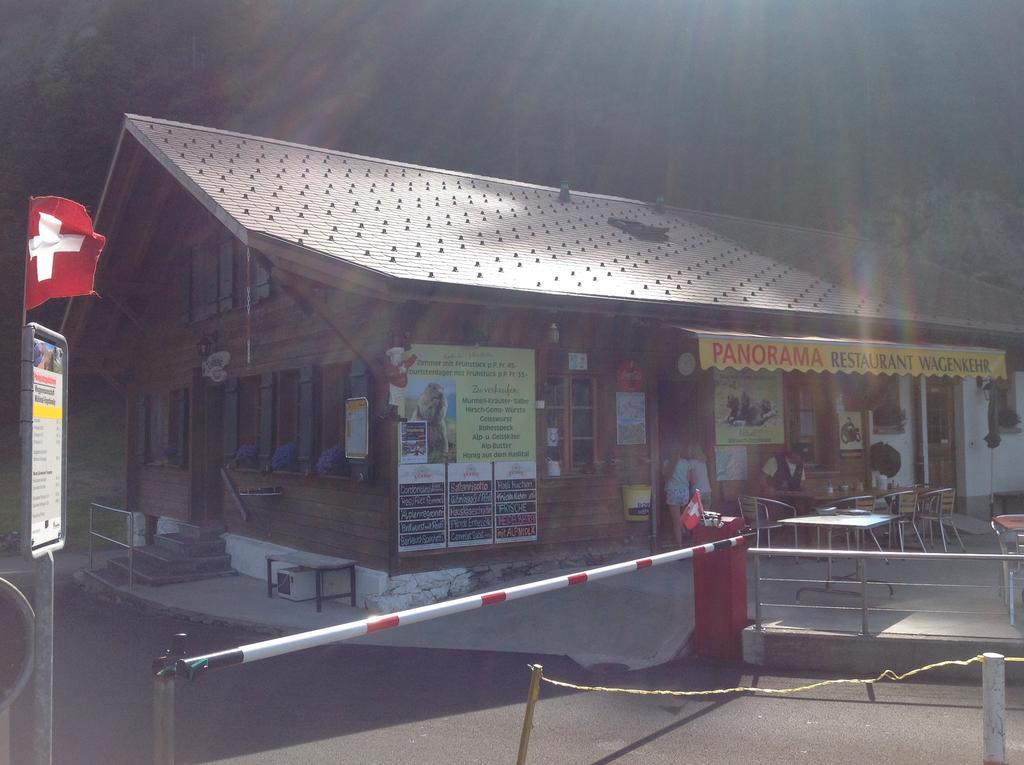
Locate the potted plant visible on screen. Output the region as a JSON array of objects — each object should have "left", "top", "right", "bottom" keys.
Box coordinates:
[
  {"left": 233, "top": 443, "right": 258, "bottom": 470},
  {"left": 270, "top": 442, "right": 298, "bottom": 472},
  {"left": 315, "top": 445, "right": 346, "bottom": 476}
]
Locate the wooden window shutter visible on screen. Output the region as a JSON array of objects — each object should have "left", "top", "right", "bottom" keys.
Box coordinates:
[
  {"left": 223, "top": 378, "right": 239, "bottom": 462},
  {"left": 347, "top": 359, "right": 369, "bottom": 399},
  {"left": 137, "top": 393, "right": 149, "bottom": 464},
  {"left": 345, "top": 360, "right": 372, "bottom": 481},
  {"left": 298, "top": 365, "right": 317, "bottom": 466},
  {"left": 181, "top": 260, "right": 192, "bottom": 325},
  {"left": 218, "top": 234, "right": 235, "bottom": 312},
  {"left": 177, "top": 389, "right": 190, "bottom": 469},
  {"left": 258, "top": 373, "right": 275, "bottom": 466},
  {"left": 254, "top": 258, "right": 271, "bottom": 301}
]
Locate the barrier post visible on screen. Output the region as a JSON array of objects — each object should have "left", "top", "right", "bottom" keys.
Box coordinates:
[
  {"left": 516, "top": 664, "right": 544, "bottom": 765},
  {"left": 152, "top": 634, "right": 187, "bottom": 765},
  {"left": 982, "top": 652, "right": 1006, "bottom": 765}
]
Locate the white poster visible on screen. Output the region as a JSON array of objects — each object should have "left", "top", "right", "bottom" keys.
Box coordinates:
[
  {"left": 494, "top": 461, "right": 538, "bottom": 543},
  {"left": 838, "top": 411, "right": 865, "bottom": 452},
  {"left": 399, "top": 420, "right": 428, "bottom": 464},
  {"left": 714, "top": 445, "right": 748, "bottom": 482},
  {"left": 397, "top": 463, "right": 446, "bottom": 552},
  {"left": 446, "top": 462, "right": 494, "bottom": 547},
  {"left": 616, "top": 392, "right": 647, "bottom": 445}
]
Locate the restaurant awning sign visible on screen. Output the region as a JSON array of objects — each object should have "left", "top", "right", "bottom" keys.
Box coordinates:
[{"left": 690, "top": 330, "right": 1006, "bottom": 380}]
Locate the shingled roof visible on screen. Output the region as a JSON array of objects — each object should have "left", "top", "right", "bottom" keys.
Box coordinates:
[{"left": 118, "top": 115, "right": 1022, "bottom": 335}]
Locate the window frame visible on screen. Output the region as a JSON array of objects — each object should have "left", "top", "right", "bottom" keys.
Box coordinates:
[{"left": 543, "top": 372, "right": 599, "bottom": 474}]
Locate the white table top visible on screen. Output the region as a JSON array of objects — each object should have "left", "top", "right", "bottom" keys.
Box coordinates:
[{"left": 779, "top": 513, "right": 895, "bottom": 529}]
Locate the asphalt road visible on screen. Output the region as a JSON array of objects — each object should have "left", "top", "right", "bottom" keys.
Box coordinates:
[{"left": 7, "top": 577, "right": 1024, "bottom": 764}]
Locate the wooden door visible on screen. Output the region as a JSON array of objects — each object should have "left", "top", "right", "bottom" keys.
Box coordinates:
[
  {"left": 926, "top": 379, "right": 957, "bottom": 489},
  {"left": 657, "top": 380, "right": 704, "bottom": 543}
]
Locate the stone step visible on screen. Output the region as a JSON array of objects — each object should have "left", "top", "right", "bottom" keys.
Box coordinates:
[
  {"left": 107, "top": 556, "right": 237, "bottom": 587},
  {"left": 174, "top": 521, "right": 226, "bottom": 540},
  {"left": 154, "top": 533, "right": 226, "bottom": 558},
  {"left": 83, "top": 565, "right": 130, "bottom": 589},
  {"left": 133, "top": 545, "right": 232, "bottom": 574}
]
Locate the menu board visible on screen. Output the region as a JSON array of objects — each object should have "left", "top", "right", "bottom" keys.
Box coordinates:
[
  {"left": 494, "top": 461, "right": 538, "bottom": 543},
  {"left": 397, "top": 463, "right": 446, "bottom": 552},
  {"left": 446, "top": 462, "right": 494, "bottom": 547}
]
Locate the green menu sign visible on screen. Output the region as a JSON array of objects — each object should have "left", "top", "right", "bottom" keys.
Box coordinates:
[{"left": 403, "top": 345, "right": 536, "bottom": 463}]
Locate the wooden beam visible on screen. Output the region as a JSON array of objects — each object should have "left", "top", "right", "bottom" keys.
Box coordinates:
[
  {"left": 250, "top": 249, "right": 389, "bottom": 381},
  {"left": 101, "top": 291, "right": 148, "bottom": 336}
]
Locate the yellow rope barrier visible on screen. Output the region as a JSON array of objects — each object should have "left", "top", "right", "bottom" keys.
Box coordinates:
[{"left": 536, "top": 654, "right": 1018, "bottom": 698}]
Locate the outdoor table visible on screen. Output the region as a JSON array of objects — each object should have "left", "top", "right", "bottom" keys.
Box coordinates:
[
  {"left": 779, "top": 512, "right": 897, "bottom": 599},
  {"left": 773, "top": 488, "right": 891, "bottom": 514}
]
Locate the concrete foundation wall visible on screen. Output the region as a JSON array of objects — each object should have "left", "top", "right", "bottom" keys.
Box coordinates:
[
  {"left": 221, "top": 533, "right": 388, "bottom": 609},
  {"left": 743, "top": 626, "right": 1024, "bottom": 679}
]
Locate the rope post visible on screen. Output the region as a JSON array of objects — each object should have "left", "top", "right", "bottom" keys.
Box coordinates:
[
  {"left": 982, "top": 652, "right": 1007, "bottom": 765},
  {"left": 152, "top": 633, "right": 187, "bottom": 765},
  {"left": 516, "top": 664, "right": 544, "bottom": 765}
]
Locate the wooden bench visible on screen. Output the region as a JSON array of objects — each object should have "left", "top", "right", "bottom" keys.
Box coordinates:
[{"left": 266, "top": 552, "right": 356, "bottom": 612}]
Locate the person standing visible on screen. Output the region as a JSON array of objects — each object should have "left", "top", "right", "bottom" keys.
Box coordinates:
[
  {"left": 687, "top": 445, "right": 713, "bottom": 509},
  {"left": 662, "top": 441, "right": 691, "bottom": 546}
]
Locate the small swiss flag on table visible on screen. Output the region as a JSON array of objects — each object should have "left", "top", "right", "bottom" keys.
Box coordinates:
[
  {"left": 682, "top": 489, "right": 705, "bottom": 531},
  {"left": 24, "top": 196, "right": 106, "bottom": 311}
]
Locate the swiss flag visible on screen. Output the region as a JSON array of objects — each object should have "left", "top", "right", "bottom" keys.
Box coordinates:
[
  {"left": 682, "top": 489, "right": 705, "bottom": 531},
  {"left": 25, "top": 196, "right": 106, "bottom": 311}
]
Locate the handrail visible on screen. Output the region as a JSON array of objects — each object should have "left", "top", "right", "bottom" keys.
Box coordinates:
[
  {"left": 750, "top": 547, "right": 1023, "bottom": 562},
  {"left": 88, "top": 503, "right": 135, "bottom": 592},
  {"left": 750, "top": 546, "right": 1024, "bottom": 635}
]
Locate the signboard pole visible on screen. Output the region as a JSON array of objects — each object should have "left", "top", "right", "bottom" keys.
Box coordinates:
[
  {"left": 21, "top": 323, "right": 68, "bottom": 765},
  {"left": 32, "top": 554, "right": 53, "bottom": 765}
]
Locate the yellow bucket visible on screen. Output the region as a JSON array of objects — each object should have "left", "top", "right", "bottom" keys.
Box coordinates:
[{"left": 622, "top": 484, "right": 652, "bottom": 522}]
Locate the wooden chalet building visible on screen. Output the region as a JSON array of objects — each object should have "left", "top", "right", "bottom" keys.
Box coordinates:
[{"left": 64, "top": 115, "right": 1024, "bottom": 609}]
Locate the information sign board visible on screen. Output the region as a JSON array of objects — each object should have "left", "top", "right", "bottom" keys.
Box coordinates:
[
  {"left": 397, "top": 463, "right": 446, "bottom": 552},
  {"left": 21, "top": 324, "right": 68, "bottom": 558},
  {"left": 493, "top": 461, "right": 538, "bottom": 543},
  {"left": 446, "top": 462, "right": 494, "bottom": 547}
]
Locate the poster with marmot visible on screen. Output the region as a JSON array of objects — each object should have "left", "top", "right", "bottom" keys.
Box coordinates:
[
  {"left": 404, "top": 345, "right": 536, "bottom": 464},
  {"left": 714, "top": 368, "right": 785, "bottom": 445}
]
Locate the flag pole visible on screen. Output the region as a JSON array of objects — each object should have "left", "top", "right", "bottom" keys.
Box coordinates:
[{"left": 22, "top": 197, "right": 55, "bottom": 765}]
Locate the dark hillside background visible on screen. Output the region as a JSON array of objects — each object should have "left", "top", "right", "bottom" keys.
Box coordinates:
[{"left": 1, "top": 0, "right": 1023, "bottom": 425}]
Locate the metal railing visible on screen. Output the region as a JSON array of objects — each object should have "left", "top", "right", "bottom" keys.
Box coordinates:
[
  {"left": 88, "top": 503, "right": 135, "bottom": 591},
  {"left": 751, "top": 547, "right": 1024, "bottom": 636}
]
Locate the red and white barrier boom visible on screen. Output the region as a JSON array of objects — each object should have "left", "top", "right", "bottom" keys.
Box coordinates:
[{"left": 161, "top": 535, "right": 747, "bottom": 679}]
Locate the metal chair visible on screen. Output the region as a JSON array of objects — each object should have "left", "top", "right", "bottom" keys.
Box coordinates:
[
  {"left": 738, "top": 496, "right": 798, "bottom": 548},
  {"left": 882, "top": 489, "right": 926, "bottom": 552},
  {"left": 918, "top": 488, "right": 965, "bottom": 552}
]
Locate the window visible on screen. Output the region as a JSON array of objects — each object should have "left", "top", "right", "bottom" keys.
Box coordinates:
[
  {"left": 140, "top": 389, "right": 188, "bottom": 467},
  {"left": 183, "top": 231, "right": 270, "bottom": 323},
  {"left": 869, "top": 376, "right": 905, "bottom": 432},
  {"left": 544, "top": 375, "right": 598, "bottom": 472},
  {"left": 784, "top": 373, "right": 834, "bottom": 467},
  {"left": 224, "top": 367, "right": 317, "bottom": 473}
]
